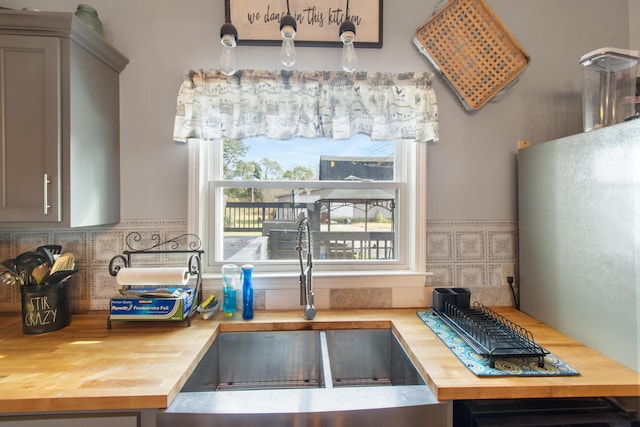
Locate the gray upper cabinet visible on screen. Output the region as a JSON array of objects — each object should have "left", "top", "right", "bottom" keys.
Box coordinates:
[{"left": 0, "top": 10, "right": 128, "bottom": 228}]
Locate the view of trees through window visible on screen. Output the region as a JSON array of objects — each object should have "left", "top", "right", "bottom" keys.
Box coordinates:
[
  {"left": 223, "top": 138, "right": 316, "bottom": 203},
  {"left": 219, "top": 136, "right": 399, "bottom": 262}
]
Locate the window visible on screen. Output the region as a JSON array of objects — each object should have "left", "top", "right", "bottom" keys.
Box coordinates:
[
  {"left": 187, "top": 134, "right": 427, "bottom": 284},
  {"left": 176, "top": 69, "right": 437, "bottom": 286}
]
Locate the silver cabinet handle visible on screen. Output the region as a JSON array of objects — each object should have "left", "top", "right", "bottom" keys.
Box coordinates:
[{"left": 43, "top": 173, "right": 51, "bottom": 215}]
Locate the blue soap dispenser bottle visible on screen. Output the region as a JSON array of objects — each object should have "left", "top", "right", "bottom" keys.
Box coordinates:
[{"left": 242, "top": 264, "right": 254, "bottom": 320}]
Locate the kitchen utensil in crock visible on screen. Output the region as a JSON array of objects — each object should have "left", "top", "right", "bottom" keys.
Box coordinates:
[
  {"left": 1, "top": 258, "right": 15, "bottom": 270},
  {"left": 50, "top": 252, "right": 75, "bottom": 274},
  {"left": 14, "top": 251, "right": 48, "bottom": 268},
  {"left": 0, "top": 268, "right": 20, "bottom": 286},
  {"left": 39, "top": 244, "right": 62, "bottom": 256},
  {"left": 14, "top": 251, "right": 48, "bottom": 285},
  {"left": 35, "top": 245, "right": 59, "bottom": 267},
  {"left": 44, "top": 269, "right": 78, "bottom": 285},
  {"left": 31, "top": 262, "right": 50, "bottom": 285},
  {"left": 18, "top": 269, "right": 31, "bottom": 286}
]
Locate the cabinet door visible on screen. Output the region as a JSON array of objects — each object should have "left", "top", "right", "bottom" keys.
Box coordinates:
[
  {"left": 0, "top": 413, "right": 139, "bottom": 426},
  {"left": 0, "top": 35, "right": 61, "bottom": 223}
]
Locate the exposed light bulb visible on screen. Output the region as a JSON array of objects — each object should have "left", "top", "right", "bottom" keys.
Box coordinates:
[
  {"left": 339, "top": 20, "right": 358, "bottom": 72},
  {"left": 220, "top": 34, "right": 237, "bottom": 75},
  {"left": 280, "top": 37, "right": 296, "bottom": 67},
  {"left": 279, "top": 14, "right": 297, "bottom": 67},
  {"left": 219, "top": 23, "right": 238, "bottom": 76},
  {"left": 340, "top": 31, "right": 358, "bottom": 72}
]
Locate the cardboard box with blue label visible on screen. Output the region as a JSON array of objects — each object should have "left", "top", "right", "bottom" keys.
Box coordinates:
[{"left": 109, "top": 288, "right": 194, "bottom": 321}]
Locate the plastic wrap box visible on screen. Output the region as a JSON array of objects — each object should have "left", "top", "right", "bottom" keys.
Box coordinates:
[{"left": 109, "top": 289, "right": 194, "bottom": 321}]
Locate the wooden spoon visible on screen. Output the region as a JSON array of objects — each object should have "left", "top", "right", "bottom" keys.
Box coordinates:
[{"left": 31, "top": 262, "right": 50, "bottom": 285}]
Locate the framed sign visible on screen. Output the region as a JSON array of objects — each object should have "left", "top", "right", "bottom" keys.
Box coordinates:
[{"left": 225, "top": 0, "right": 383, "bottom": 48}]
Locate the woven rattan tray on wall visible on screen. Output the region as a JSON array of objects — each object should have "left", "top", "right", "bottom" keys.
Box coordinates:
[{"left": 413, "top": 0, "right": 530, "bottom": 111}]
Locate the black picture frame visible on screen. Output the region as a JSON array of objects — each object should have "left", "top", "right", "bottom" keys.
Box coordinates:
[{"left": 225, "top": 0, "right": 383, "bottom": 48}]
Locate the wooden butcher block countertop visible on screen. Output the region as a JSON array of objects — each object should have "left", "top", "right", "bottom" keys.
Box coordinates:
[{"left": 0, "top": 308, "right": 638, "bottom": 414}]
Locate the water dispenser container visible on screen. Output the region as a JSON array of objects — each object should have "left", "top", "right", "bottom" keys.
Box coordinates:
[{"left": 579, "top": 47, "right": 639, "bottom": 132}]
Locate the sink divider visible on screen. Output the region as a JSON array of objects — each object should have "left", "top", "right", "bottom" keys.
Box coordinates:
[{"left": 319, "top": 331, "right": 334, "bottom": 389}]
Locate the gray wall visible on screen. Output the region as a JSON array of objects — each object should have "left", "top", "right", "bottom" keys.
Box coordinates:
[{"left": 0, "top": 0, "right": 634, "bottom": 222}]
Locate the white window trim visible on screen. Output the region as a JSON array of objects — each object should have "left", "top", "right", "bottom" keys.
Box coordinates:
[{"left": 187, "top": 139, "right": 428, "bottom": 289}]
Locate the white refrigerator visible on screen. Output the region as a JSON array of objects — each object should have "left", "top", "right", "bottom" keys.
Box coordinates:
[{"left": 518, "top": 119, "right": 639, "bottom": 373}]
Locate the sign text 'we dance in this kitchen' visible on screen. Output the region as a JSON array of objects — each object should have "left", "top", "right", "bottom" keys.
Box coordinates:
[{"left": 226, "top": 0, "right": 382, "bottom": 46}]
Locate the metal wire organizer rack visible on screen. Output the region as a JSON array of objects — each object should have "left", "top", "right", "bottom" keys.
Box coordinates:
[
  {"left": 107, "top": 232, "right": 203, "bottom": 329},
  {"left": 433, "top": 302, "right": 549, "bottom": 368}
]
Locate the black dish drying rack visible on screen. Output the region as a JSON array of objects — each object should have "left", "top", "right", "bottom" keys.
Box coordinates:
[{"left": 432, "top": 302, "right": 549, "bottom": 368}]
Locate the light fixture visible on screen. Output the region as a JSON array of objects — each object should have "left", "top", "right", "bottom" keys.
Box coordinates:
[
  {"left": 339, "top": 0, "right": 358, "bottom": 72},
  {"left": 279, "top": 0, "right": 297, "bottom": 67},
  {"left": 219, "top": 21, "right": 238, "bottom": 75}
]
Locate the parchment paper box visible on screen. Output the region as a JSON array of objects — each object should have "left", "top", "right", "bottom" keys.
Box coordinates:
[{"left": 109, "top": 289, "right": 194, "bottom": 321}]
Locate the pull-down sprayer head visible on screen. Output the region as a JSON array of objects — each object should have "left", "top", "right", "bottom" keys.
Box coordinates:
[{"left": 296, "top": 213, "right": 316, "bottom": 320}]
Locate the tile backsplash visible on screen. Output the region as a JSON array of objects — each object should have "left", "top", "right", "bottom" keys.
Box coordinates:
[
  {"left": 0, "top": 219, "right": 518, "bottom": 313},
  {"left": 426, "top": 220, "right": 518, "bottom": 307},
  {"left": 0, "top": 220, "right": 188, "bottom": 313}
]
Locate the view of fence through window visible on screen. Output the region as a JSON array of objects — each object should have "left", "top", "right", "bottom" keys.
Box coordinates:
[{"left": 221, "top": 136, "right": 399, "bottom": 263}]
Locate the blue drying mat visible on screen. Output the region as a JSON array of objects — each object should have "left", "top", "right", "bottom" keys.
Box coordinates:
[{"left": 417, "top": 311, "right": 580, "bottom": 377}]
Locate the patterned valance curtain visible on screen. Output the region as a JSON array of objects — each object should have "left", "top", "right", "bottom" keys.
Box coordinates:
[{"left": 173, "top": 69, "right": 439, "bottom": 143}]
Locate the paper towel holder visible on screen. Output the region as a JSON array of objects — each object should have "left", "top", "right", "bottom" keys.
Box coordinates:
[{"left": 107, "top": 232, "right": 204, "bottom": 329}]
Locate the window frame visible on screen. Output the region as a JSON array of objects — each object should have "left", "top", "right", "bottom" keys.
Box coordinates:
[{"left": 187, "top": 137, "right": 428, "bottom": 288}]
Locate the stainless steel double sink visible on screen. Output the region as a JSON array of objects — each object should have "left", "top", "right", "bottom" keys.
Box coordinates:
[{"left": 159, "top": 328, "right": 449, "bottom": 427}]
